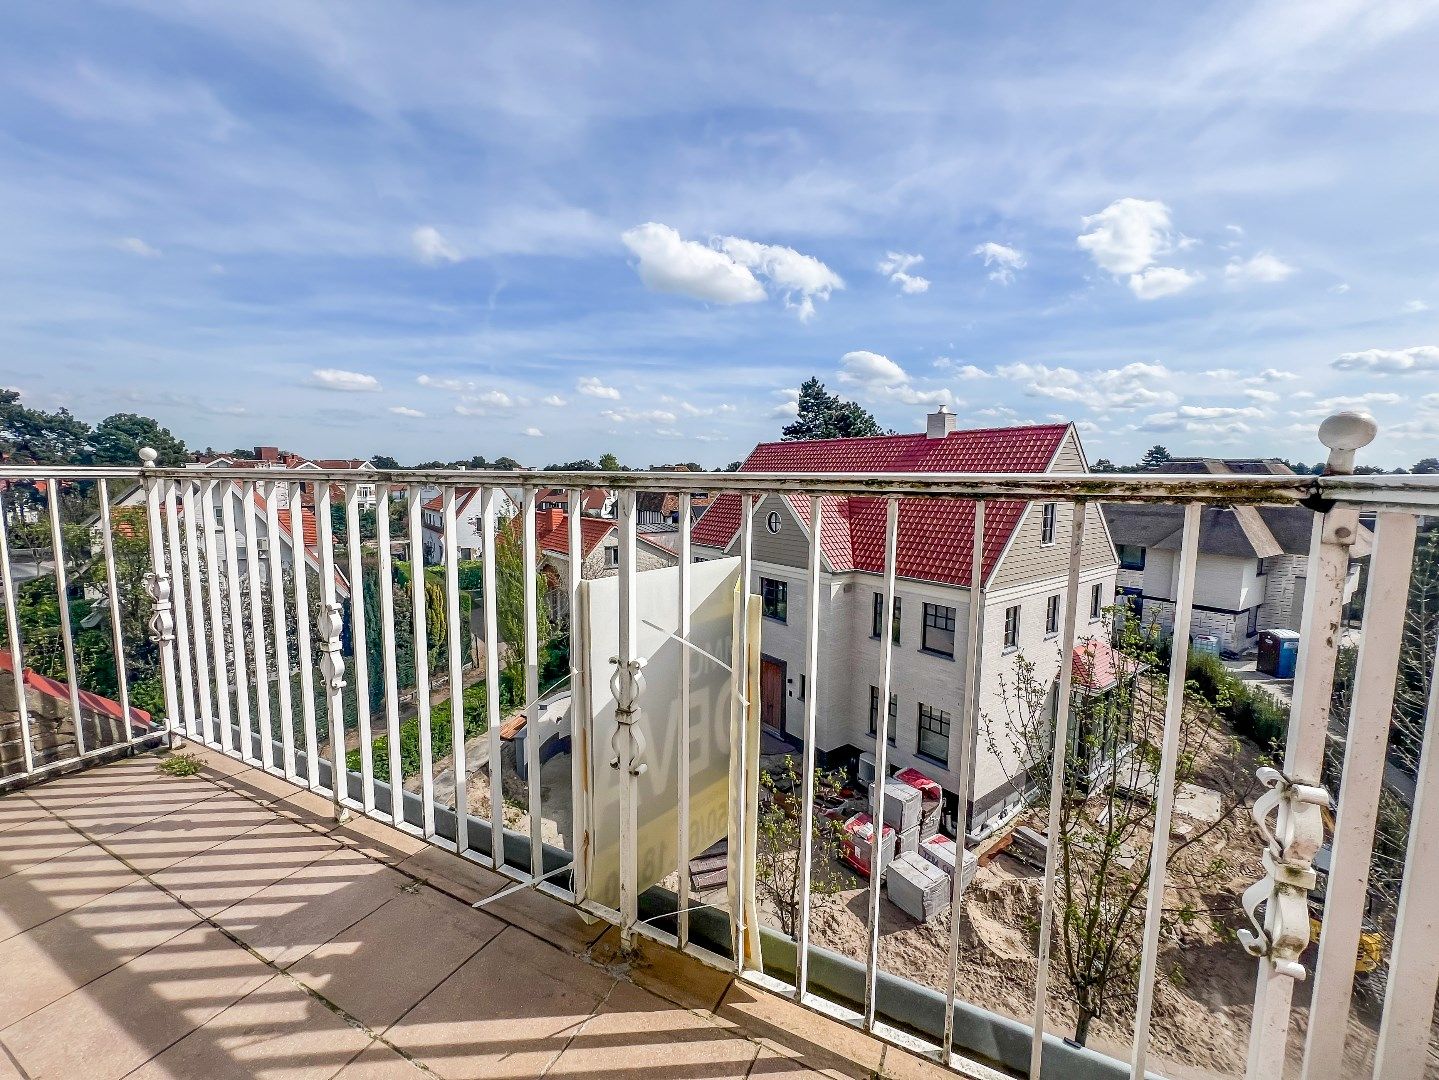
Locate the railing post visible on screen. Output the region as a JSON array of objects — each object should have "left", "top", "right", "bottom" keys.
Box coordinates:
[
  {"left": 139, "top": 448, "right": 182, "bottom": 747},
  {"left": 1242, "top": 412, "right": 1376, "bottom": 1080}
]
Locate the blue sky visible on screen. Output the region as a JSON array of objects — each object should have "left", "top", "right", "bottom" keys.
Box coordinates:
[{"left": 2, "top": 2, "right": 1437, "bottom": 468}]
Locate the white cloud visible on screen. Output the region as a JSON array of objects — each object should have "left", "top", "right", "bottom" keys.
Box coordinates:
[
  {"left": 1244, "top": 388, "right": 1280, "bottom": 403},
  {"left": 523, "top": 426, "right": 544, "bottom": 437},
  {"left": 717, "top": 235, "right": 844, "bottom": 320},
  {"left": 310, "top": 368, "right": 381, "bottom": 392},
  {"left": 935, "top": 358, "right": 993, "bottom": 379},
  {"left": 1078, "top": 198, "right": 1175, "bottom": 275},
  {"left": 600, "top": 407, "right": 678, "bottom": 425},
  {"left": 1224, "top": 252, "right": 1296, "bottom": 284},
  {"left": 541, "top": 394, "right": 567, "bottom": 407},
  {"left": 412, "top": 225, "right": 461, "bottom": 265},
  {"left": 1176, "top": 404, "right": 1267, "bottom": 420},
  {"left": 1332, "top": 346, "right": 1439, "bottom": 374},
  {"left": 576, "top": 376, "right": 621, "bottom": 399},
  {"left": 464, "top": 390, "right": 514, "bottom": 409},
  {"left": 118, "top": 237, "right": 160, "bottom": 258},
  {"left": 1128, "top": 266, "right": 1201, "bottom": 300},
  {"left": 839, "top": 350, "right": 909, "bottom": 386},
  {"left": 1403, "top": 299, "right": 1430, "bottom": 313},
  {"left": 621, "top": 223, "right": 764, "bottom": 305},
  {"left": 771, "top": 387, "right": 801, "bottom": 418},
  {"left": 416, "top": 374, "right": 474, "bottom": 392},
  {"left": 996, "top": 361, "right": 1177, "bottom": 411},
  {"left": 1141, "top": 411, "right": 1255, "bottom": 437},
  {"left": 971, "top": 242, "right": 1026, "bottom": 285},
  {"left": 388, "top": 405, "right": 425, "bottom": 418},
  {"left": 885, "top": 385, "right": 954, "bottom": 407},
  {"left": 1257, "top": 367, "right": 1301, "bottom": 382},
  {"left": 878, "top": 252, "right": 931, "bottom": 294},
  {"left": 1331, "top": 283, "right": 1351, "bottom": 294}
]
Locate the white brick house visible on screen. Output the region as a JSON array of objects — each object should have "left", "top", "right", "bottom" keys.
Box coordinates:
[{"left": 692, "top": 410, "right": 1118, "bottom": 838}]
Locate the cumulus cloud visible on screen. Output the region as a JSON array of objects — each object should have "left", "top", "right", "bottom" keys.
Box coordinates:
[
  {"left": 877, "top": 252, "right": 931, "bottom": 294},
  {"left": 310, "top": 368, "right": 381, "bottom": 393},
  {"left": 117, "top": 236, "right": 160, "bottom": 258},
  {"left": 717, "top": 235, "right": 844, "bottom": 319},
  {"left": 1128, "top": 266, "right": 1201, "bottom": 300},
  {"left": 621, "top": 223, "right": 765, "bottom": 305},
  {"left": 465, "top": 390, "right": 514, "bottom": 409},
  {"left": 621, "top": 223, "right": 842, "bottom": 319},
  {"left": 935, "top": 358, "right": 993, "bottom": 379},
  {"left": 523, "top": 426, "right": 544, "bottom": 437},
  {"left": 541, "top": 394, "right": 567, "bottom": 407},
  {"left": 417, "top": 374, "right": 474, "bottom": 392},
  {"left": 1176, "top": 404, "right": 1267, "bottom": 420},
  {"left": 412, "top": 225, "right": 461, "bottom": 265},
  {"left": 1224, "top": 252, "right": 1296, "bottom": 284},
  {"left": 971, "top": 242, "right": 1026, "bottom": 285},
  {"left": 839, "top": 350, "right": 909, "bottom": 387},
  {"left": 1078, "top": 198, "right": 1175, "bottom": 275},
  {"left": 388, "top": 406, "right": 425, "bottom": 418},
  {"left": 771, "top": 387, "right": 801, "bottom": 418},
  {"left": 996, "top": 361, "right": 1178, "bottom": 411},
  {"left": 601, "top": 407, "right": 678, "bottom": 425},
  {"left": 576, "top": 376, "right": 621, "bottom": 399},
  {"left": 886, "top": 385, "right": 954, "bottom": 406},
  {"left": 1244, "top": 388, "right": 1281, "bottom": 403},
  {"left": 1332, "top": 346, "right": 1439, "bottom": 374},
  {"left": 1078, "top": 199, "right": 1201, "bottom": 300}
]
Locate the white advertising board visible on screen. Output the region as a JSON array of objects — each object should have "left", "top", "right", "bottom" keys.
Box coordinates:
[{"left": 578, "top": 557, "right": 742, "bottom": 911}]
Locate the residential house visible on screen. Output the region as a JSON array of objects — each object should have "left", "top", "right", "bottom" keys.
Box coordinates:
[
  {"left": 530, "top": 509, "right": 678, "bottom": 627},
  {"left": 1101, "top": 458, "right": 1368, "bottom": 655},
  {"left": 188, "top": 447, "right": 379, "bottom": 509},
  {"left": 417, "top": 488, "right": 519, "bottom": 565},
  {"left": 692, "top": 408, "right": 1118, "bottom": 839},
  {"left": 537, "top": 487, "right": 614, "bottom": 518}
]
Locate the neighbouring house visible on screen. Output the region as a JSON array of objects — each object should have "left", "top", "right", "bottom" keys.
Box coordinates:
[
  {"left": 537, "top": 487, "right": 614, "bottom": 518},
  {"left": 530, "top": 508, "right": 678, "bottom": 627},
  {"left": 692, "top": 408, "right": 1119, "bottom": 840},
  {"left": 1100, "top": 458, "right": 1369, "bottom": 656},
  {"left": 188, "top": 447, "right": 379, "bottom": 509},
  {"left": 418, "top": 488, "right": 519, "bottom": 565}
]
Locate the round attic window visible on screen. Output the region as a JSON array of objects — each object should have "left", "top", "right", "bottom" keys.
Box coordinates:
[{"left": 766, "top": 511, "right": 781, "bottom": 534}]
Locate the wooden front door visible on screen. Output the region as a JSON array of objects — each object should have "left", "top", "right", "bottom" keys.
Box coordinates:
[{"left": 760, "top": 657, "right": 785, "bottom": 736}]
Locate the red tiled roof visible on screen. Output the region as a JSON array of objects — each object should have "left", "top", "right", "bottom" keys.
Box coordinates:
[
  {"left": 0, "top": 651, "right": 153, "bottom": 727},
  {"left": 1072, "top": 638, "right": 1143, "bottom": 694},
  {"left": 690, "top": 425, "right": 1070, "bottom": 588},
  {"left": 533, "top": 511, "right": 615, "bottom": 558}
]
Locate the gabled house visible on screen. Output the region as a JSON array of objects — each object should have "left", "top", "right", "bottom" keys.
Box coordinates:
[
  {"left": 187, "top": 447, "right": 379, "bottom": 509},
  {"left": 536, "top": 487, "right": 614, "bottom": 518},
  {"left": 692, "top": 408, "right": 1118, "bottom": 840},
  {"left": 1101, "top": 459, "right": 1369, "bottom": 655},
  {"left": 530, "top": 509, "right": 677, "bottom": 627},
  {"left": 417, "top": 488, "right": 519, "bottom": 565}
]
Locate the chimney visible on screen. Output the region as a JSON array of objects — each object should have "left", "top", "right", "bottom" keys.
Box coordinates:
[
  {"left": 255, "top": 445, "right": 280, "bottom": 462},
  {"left": 539, "top": 507, "right": 565, "bottom": 533},
  {"left": 926, "top": 405, "right": 957, "bottom": 440}
]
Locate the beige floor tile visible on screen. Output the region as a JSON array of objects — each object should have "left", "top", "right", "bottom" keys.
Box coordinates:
[
  {"left": 547, "top": 978, "right": 760, "bottom": 1079},
  {"left": 151, "top": 818, "right": 342, "bottom": 917},
  {"left": 213, "top": 763, "right": 311, "bottom": 805},
  {"left": 384, "top": 925, "right": 615, "bottom": 1078},
  {"left": 56, "top": 776, "right": 219, "bottom": 838},
  {"left": 334, "top": 1039, "right": 428, "bottom": 1077},
  {"left": 289, "top": 884, "right": 503, "bottom": 1032},
  {"left": 0, "top": 794, "right": 47, "bottom": 835},
  {"left": 748, "top": 1048, "right": 831, "bottom": 1078},
  {"left": 99, "top": 789, "right": 276, "bottom": 872},
  {"left": 273, "top": 787, "right": 350, "bottom": 831},
  {"left": 331, "top": 814, "right": 429, "bottom": 866},
  {"left": 478, "top": 880, "right": 611, "bottom": 954},
  {"left": 184, "top": 745, "right": 253, "bottom": 778},
  {"left": 0, "top": 923, "right": 274, "bottom": 1080},
  {"left": 21, "top": 755, "right": 168, "bottom": 811},
  {"left": 213, "top": 846, "right": 409, "bottom": 968},
  {"left": 0, "top": 877, "right": 198, "bottom": 1028},
  {"left": 877, "top": 1045, "right": 956, "bottom": 1079},
  {"left": 0, "top": 813, "right": 91, "bottom": 878},
  {"left": 124, "top": 973, "right": 375, "bottom": 1080},
  {"left": 715, "top": 983, "right": 886, "bottom": 1080},
  {"left": 588, "top": 927, "right": 734, "bottom": 1013},
  {"left": 395, "top": 844, "right": 506, "bottom": 906},
  {"left": 0, "top": 845, "right": 139, "bottom": 943}
]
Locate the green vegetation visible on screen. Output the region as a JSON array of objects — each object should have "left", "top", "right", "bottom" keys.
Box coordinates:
[
  {"left": 158, "top": 751, "right": 203, "bottom": 777},
  {"left": 780, "top": 377, "right": 887, "bottom": 441},
  {"left": 1183, "top": 650, "right": 1289, "bottom": 749}
]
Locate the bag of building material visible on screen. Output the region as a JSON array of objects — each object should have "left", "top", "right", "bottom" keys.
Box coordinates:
[
  {"left": 1008, "top": 826, "right": 1049, "bottom": 870},
  {"left": 895, "top": 767, "right": 943, "bottom": 839},
  {"left": 886, "top": 852, "right": 950, "bottom": 922},
  {"left": 842, "top": 813, "right": 896, "bottom": 879},
  {"left": 919, "top": 834, "right": 978, "bottom": 894},
  {"left": 898, "top": 824, "right": 920, "bottom": 856},
  {"left": 873, "top": 777, "right": 921, "bottom": 835}
]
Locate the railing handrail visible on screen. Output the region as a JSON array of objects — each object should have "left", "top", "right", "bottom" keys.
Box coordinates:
[{"left": 2, "top": 464, "right": 1437, "bottom": 511}]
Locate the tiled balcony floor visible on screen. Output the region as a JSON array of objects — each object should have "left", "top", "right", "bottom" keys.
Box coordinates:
[{"left": 0, "top": 750, "right": 944, "bottom": 1080}]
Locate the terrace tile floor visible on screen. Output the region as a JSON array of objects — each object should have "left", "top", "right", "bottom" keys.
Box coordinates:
[{"left": 0, "top": 750, "right": 943, "bottom": 1079}]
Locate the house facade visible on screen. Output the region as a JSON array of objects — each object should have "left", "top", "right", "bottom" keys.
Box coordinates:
[
  {"left": 187, "top": 447, "right": 379, "bottom": 509},
  {"left": 1101, "top": 459, "right": 1368, "bottom": 655},
  {"left": 692, "top": 410, "right": 1118, "bottom": 839},
  {"left": 531, "top": 509, "right": 677, "bottom": 627}
]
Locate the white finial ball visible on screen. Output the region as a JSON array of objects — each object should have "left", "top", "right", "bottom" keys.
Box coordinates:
[
  {"left": 138, "top": 446, "right": 159, "bottom": 466},
  {"left": 1318, "top": 411, "right": 1377, "bottom": 452}
]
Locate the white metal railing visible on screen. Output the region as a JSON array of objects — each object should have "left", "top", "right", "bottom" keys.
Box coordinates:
[{"left": 0, "top": 412, "right": 1435, "bottom": 1080}]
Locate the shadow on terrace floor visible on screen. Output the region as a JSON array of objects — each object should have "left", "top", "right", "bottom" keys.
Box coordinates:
[{"left": 0, "top": 749, "right": 942, "bottom": 1079}]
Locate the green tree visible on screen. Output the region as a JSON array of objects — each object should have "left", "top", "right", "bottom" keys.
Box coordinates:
[
  {"left": 1091, "top": 458, "right": 1117, "bottom": 473},
  {"left": 0, "top": 389, "right": 92, "bottom": 465},
  {"left": 1413, "top": 457, "right": 1439, "bottom": 475},
  {"left": 371, "top": 454, "right": 402, "bottom": 470},
  {"left": 88, "top": 413, "right": 187, "bottom": 467},
  {"left": 597, "top": 452, "right": 623, "bottom": 471},
  {"left": 493, "top": 523, "right": 553, "bottom": 691},
  {"left": 1137, "top": 445, "right": 1173, "bottom": 471},
  {"left": 780, "top": 377, "right": 885, "bottom": 441},
  {"left": 545, "top": 459, "right": 600, "bottom": 472},
  {"left": 754, "top": 755, "right": 848, "bottom": 937}
]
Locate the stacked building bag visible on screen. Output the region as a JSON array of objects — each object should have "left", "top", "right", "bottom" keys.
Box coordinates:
[
  {"left": 919, "top": 834, "right": 978, "bottom": 895},
  {"left": 894, "top": 768, "right": 943, "bottom": 840},
  {"left": 842, "top": 813, "right": 896, "bottom": 878},
  {"left": 875, "top": 777, "right": 922, "bottom": 855},
  {"left": 886, "top": 852, "right": 950, "bottom": 922}
]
